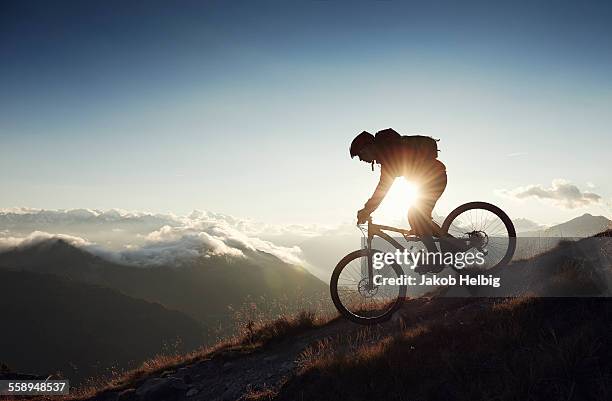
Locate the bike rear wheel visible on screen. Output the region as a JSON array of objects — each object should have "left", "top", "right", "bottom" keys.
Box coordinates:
[
  {"left": 441, "top": 201, "right": 516, "bottom": 270},
  {"left": 330, "top": 249, "right": 406, "bottom": 325}
]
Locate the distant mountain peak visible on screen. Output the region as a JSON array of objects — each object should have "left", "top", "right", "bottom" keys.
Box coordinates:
[
  {"left": 28, "top": 237, "right": 81, "bottom": 252},
  {"left": 544, "top": 213, "right": 611, "bottom": 237},
  {"left": 517, "top": 213, "right": 611, "bottom": 237}
]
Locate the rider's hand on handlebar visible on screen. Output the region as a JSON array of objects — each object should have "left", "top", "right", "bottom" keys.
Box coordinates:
[{"left": 357, "top": 208, "right": 370, "bottom": 225}]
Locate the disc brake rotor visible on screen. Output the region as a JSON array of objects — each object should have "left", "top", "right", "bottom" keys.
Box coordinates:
[
  {"left": 468, "top": 230, "right": 489, "bottom": 252},
  {"left": 357, "top": 278, "right": 379, "bottom": 298}
]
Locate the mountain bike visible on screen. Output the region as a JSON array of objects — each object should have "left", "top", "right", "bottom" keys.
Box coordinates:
[{"left": 330, "top": 201, "right": 516, "bottom": 325}]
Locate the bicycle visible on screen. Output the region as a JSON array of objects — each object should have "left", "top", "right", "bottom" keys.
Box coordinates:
[{"left": 330, "top": 201, "right": 516, "bottom": 325}]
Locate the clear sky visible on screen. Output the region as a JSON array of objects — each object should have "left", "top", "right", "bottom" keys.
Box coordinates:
[{"left": 1, "top": 0, "right": 610, "bottom": 226}]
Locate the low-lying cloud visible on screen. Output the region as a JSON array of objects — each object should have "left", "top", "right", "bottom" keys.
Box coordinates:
[
  {"left": 0, "top": 209, "right": 310, "bottom": 267},
  {"left": 0, "top": 231, "right": 92, "bottom": 250},
  {"left": 499, "top": 179, "right": 602, "bottom": 209}
]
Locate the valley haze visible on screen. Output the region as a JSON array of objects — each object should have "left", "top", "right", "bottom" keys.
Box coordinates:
[{"left": 1, "top": 208, "right": 609, "bottom": 281}]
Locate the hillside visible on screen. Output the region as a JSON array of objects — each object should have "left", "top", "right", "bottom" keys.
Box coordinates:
[
  {"left": 0, "top": 239, "right": 327, "bottom": 332},
  {"left": 519, "top": 213, "right": 611, "bottom": 237},
  {"left": 0, "top": 270, "right": 203, "bottom": 385},
  {"left": 80, "top": 298, "right": 611, "bottom": 401},
  {"left": 77, "top": 232, "right": 611, "bottom": 401}
]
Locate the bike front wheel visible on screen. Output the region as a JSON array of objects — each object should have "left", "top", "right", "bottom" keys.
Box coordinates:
[
  {"left": 442, "top": 201, "right": 516, "bottom": 270},
  {"left": 330, "top": 249, "right": 407, "bottom": 325}
]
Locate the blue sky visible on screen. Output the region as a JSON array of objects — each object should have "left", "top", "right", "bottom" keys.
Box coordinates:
[{"left": 1, "top": 1, "right": 610, "bottom": 225}]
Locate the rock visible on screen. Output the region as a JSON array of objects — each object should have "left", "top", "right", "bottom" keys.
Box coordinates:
[
  {"left": 160, "top": 370, "right": 176, "bottom": 378},
  {"left": 136, "top": 377, "right": 187, "bottom": 401},
  {"left": 116, "top": 388, "right": 138, "bottom": 401},
  {"left": 186, "top": 387, "right": 199, "bottom": 397}
]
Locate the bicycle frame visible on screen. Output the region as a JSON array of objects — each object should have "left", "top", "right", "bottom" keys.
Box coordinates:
[{"left": 359, "top": 217, "right": 468, "bottom": 289}]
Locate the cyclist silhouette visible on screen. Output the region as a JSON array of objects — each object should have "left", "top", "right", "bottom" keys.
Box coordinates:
[{"left": 350, "top": 128, "right": 447, "bottom": 269}]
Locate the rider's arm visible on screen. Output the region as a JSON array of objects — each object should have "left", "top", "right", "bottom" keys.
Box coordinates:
[{"left": 362, "top": 167, "right": 394, "bottom": 213}]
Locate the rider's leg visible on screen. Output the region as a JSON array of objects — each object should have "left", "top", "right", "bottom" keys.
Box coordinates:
[
  {"left": 408, "top": 212, "right": 438, "bottom": 252},
  {"left": 415, "top": 162, "right": 468, "bottom": 253},
  {"left": 407, "top": 163, "right": 447, "bottom": 241},
  {"left": 408, "top": 165, "right": 447, "bottom": 272}
]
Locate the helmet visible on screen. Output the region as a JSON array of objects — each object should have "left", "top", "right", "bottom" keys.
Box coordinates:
[{"left": 350, "top": 131, "right": 375, "bottom": 158}]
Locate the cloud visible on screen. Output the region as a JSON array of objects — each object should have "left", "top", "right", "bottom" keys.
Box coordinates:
[
  {"left": 124, "top": 217, "right": 306, "bottom": 267},
  {"left": 499, "top": 179, "right": 602, "bottom": 209},
  {"left": 0, "top": 231, "right": 92, "bottom": 250},
  {"left": 102, "top": 229, "right": 247, "bottom": 267},
  {"left": 0, "top": 208, "right": 310, "bottom": 267}
]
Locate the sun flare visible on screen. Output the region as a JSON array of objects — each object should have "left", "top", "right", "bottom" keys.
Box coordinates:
[{"left": 373, "top": 178, "right": 420, "bottom": 224}]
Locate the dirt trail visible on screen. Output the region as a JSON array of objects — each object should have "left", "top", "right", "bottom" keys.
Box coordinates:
[{"left": 90, "top": 297, "right": 491, "bottom": 401}]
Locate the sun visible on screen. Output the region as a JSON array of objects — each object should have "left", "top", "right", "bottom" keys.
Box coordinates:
[{"left": 373, "top": 178, "right": 420, "bottom": 224}]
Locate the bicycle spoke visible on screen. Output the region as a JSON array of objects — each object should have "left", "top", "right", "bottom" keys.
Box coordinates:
[
  {"left": 442, "top": 204, "right": 515, "bottom": 270},
  {"left": 335, "top": 251, "right": 403, "bottom": 320}
]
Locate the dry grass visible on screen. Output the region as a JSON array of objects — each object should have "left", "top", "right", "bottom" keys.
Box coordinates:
[
  {"left": 296, "top": 322, "right": 422, "bottom": 374},
  {"left": 224, "top": 290, "right": 334, "bottom": 340},
  {"left": 276, "top": 297, "right": 612, "bottom": 401},
  {"left": 491, "top": 295, "right": 536, "bottom": 311},
  {"left": 238, "top": 311, "right": 320, "bottom": 346},
  {"left": 50, "top": 300, "right": 335, "bottom": 401},
  {"left": 241, "top": 386, "right": 277, "bottom": 401}
]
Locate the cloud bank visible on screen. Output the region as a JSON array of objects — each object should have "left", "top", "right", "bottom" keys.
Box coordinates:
[
  {"left": 0, "top": 231, "right": 92, "bottom": 250},
  {"left": 0, "top": 209, "right": 311, "bottom": 267},
  {"left": 499, "top": 179, "right": 602, "bottom": 209}
]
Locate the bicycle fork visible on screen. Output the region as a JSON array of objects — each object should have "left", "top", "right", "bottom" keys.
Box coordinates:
[{"left": 366, "top": 235, "right": 375, "bottom": 290}]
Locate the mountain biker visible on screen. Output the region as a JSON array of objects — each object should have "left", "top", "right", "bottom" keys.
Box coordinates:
[{"left": 350, "top": 128, "right": 447, "bottom": 272}]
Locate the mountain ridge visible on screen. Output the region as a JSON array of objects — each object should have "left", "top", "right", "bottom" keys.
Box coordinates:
[
  {"left": 0, "top": 269, "right": 204, "bottom": 386},
  {"left": 518, "top": 213, "right": 611, "bottom": 237},
  {"left": 0, "top": 238, "right": 328, "bottom": 329}
]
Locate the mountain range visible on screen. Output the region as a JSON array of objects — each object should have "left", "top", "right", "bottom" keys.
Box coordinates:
[
  {"left": 0, "top": 269, "right": 203, "bottom": 385},
  {"left": 0, "top": 238, "right": 326, "bottom": 383},
  {"left": 0, "top": 238, "right": 326, "bottom": 326}
]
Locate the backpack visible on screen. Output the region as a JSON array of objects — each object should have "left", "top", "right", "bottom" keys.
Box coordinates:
[
  {"left": 375, "top": 129, "right": 439, "bottom": 160},
  {"left": 400, "top": 135, "right": 439, "bottom": 159}
]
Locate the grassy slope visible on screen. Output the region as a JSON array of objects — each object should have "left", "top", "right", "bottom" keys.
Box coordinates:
[
  {"left": 277, "top": 298, "right": 611, "bottom": 401},
  {"left": 273, "top": 232, "right": 612, "bottom": 401},
  {"left": 78, "top": 297, "right": 612, "bottom": 401}
]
